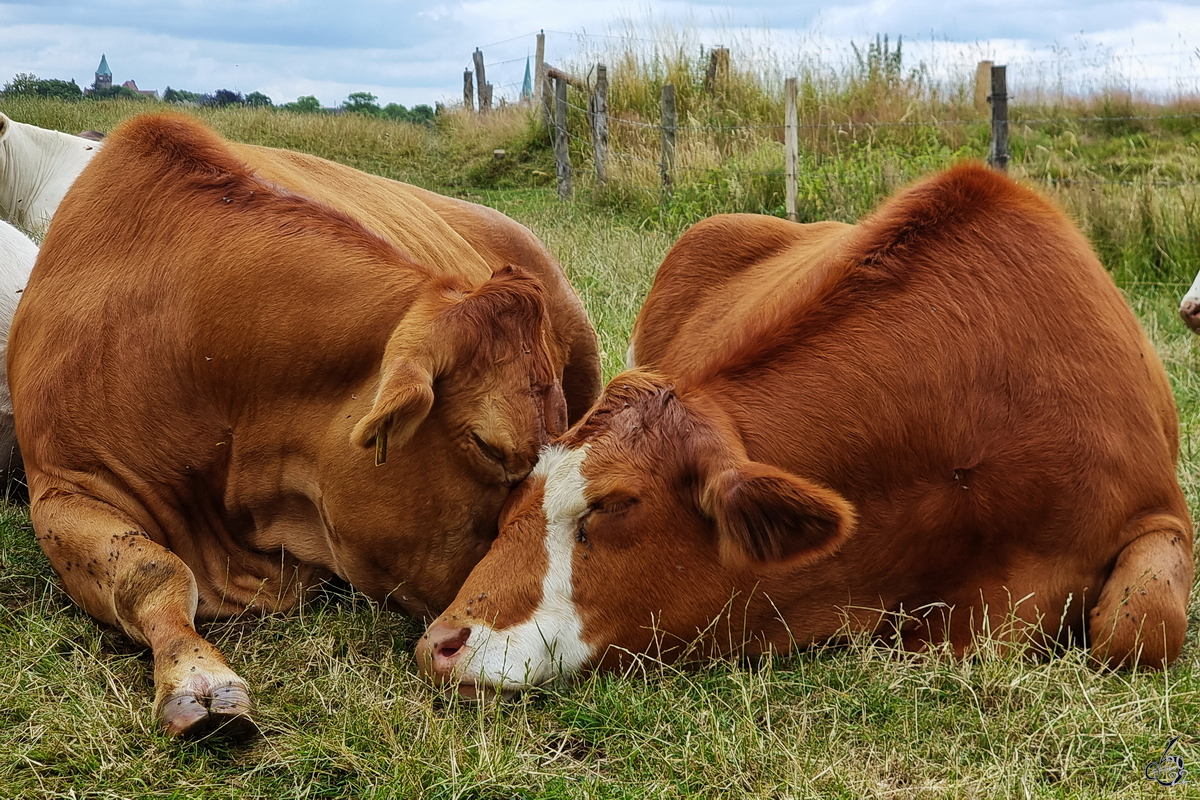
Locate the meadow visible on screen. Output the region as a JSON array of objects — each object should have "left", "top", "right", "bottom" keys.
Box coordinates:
[{"left": 3, "top": 40, "right": 1200, "bottom": 797}]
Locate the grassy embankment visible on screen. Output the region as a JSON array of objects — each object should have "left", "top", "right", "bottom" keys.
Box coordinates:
[{"left": 3, "top": 38, "right": 1200, "bottom": 797}]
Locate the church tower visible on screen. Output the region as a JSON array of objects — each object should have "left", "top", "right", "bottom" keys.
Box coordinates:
[{"left": 94, "top": 54, "right": 112, "bottom": 91}]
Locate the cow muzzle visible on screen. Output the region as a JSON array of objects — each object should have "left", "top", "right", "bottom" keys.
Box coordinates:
[
  {"left": 1181, "top": 298, "right": 1200, "bottom": 333},
  {"left": 416, "top": 620, "right": 510, "bottom": 700}
]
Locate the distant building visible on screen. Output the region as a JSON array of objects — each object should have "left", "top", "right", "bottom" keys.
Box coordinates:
[
  {"left": 87, "top": 55, "right": 158, "bottom": 98},
  {"left": 122, "top": 79, "right": 158, "bottom": 99},
  {"left": 94, "top": 54, "right": 111, "bottom": 90}
]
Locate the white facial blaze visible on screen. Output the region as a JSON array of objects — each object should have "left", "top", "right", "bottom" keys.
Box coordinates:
[{"left": 459, "top": 443, "right": 594, "bottom": 690}]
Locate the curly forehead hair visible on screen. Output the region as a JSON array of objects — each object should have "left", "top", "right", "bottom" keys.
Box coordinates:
[{"left": 563, "top": 370, "right": 692, "bottom": 447}]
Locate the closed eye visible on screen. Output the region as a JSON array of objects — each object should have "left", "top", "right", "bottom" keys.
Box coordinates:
[
  {"left": 470, "top": 431, "right": 506, "bottom": 464},
  {"left": 575, "top": 496, "right": 638, "bottom": 546}
]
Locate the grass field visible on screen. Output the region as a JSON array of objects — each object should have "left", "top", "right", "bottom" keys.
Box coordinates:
[{"left": 2, "top": 79, "right": 1200, "bottom": 799}]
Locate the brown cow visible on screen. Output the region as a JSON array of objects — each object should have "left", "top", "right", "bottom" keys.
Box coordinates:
[
  {"left": 8, "top": 113, "right": 599, "bottom": 736},
  {"left": 420, "top": 164, "right": 1193, "bottom": 697}
]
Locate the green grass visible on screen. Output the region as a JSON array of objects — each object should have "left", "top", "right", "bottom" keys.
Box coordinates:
[{"left": 2, "top": 88, "right": 1200, "bottom": 798}]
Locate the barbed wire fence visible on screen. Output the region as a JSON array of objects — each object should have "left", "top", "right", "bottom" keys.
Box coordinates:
[
  {"left": 459, "top": 33, "right": 1200, "bottom": 289},
  {"left": 533, "top": 60, "right": 1200, "bottom": 205}
]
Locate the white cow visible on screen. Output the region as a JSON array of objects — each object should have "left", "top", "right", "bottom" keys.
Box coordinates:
[
  {"left": 0, "top": 220, "right": 35, "bottom": 478},
  {"left": 1181, "top": 271, "right": 1200, "bottom": 332},
  {"left": 0, "top": 112, "right": 101, "bottom": 236}
]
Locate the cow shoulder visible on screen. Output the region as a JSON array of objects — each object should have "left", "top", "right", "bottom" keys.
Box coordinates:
[{"left": 632, "top": 214, "right": 849, "bottom": 371}]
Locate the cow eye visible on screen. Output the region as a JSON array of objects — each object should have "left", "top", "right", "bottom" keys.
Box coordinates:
[
  {"left": 469, "top": 431, "right": 505, "bottom": 464},
  {"left": 575, "top": 514, "right": 590, "bottom": 545}
]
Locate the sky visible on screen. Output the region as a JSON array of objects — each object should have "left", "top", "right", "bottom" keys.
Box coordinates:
[{"left": 1, "top": 1, "right": 1199, "bottom": 108}]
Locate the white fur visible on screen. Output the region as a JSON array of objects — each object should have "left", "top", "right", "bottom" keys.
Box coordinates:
[
  {"left": 625, "top": 341, "right": 637, "bottom": 369},
  {"left": 1181, "top": 268, "right": 1200, "bottom": 314},
  {"left": 0, "top": 113, "right": 100, "bottom": 236},
  {"left": 458, "top": 443, "right": 594, "bottom": 690},
  {"left": 0, "top": 220, "right": 35, "bottom": 471}
]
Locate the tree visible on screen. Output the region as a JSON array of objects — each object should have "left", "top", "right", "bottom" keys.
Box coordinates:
[
  {"left": 408, "top": 104, "right": 435, "bottom": 124},
  {"left": 245, "top": 91, "right": 273, "bottom": 107},
  {"left": 163, "top": 86, "right": 202, "bottom": 104},
  {"left": 283, "top": 95, "right": 322, "bottom": 114},
  {"left": 2, "top": 73, "right": 83, "bottom": 101},
  {"left": 342, "top": 91, "right": 382, "bottom": 116},
  {"left": 86, "top": 84, "right": 148, "bottom": 102},
  {"left": 201, "top": 89, "right": 244, "bottom": 107},
  {"left": 382, "top": 102, "right": 435, "bottom": 125},
  {"left": 2, "top": 73, "right": 40, "bottom": 95}
]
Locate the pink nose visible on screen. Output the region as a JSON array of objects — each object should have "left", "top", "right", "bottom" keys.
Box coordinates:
[
  {"left": 416, "top": 621, "right": 472, "bottom": 682},
  {"left": 1181, "top": 299, "right": 1200, "bottom": 332}
]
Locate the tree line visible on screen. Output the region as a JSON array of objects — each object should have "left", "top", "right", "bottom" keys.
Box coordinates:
[{"left": 1, "top": 73, "right": 435, "bottom": 124}]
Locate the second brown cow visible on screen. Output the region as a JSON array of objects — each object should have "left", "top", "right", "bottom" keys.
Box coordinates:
[{"left": 421, "top": 164, "right": 1193, "bottom": 696}]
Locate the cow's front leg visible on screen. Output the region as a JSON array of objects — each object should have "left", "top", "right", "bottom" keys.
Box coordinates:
[{"left": 32, "top": 488, "right": 255, "bottom": 738}]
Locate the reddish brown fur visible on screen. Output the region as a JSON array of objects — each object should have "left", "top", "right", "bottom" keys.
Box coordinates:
[
  {"left": 432, "top": 163, "right": 1192, "bottom": 681},
  {"left": 9, "top": 113, "right": 600, "bottom": 734}
]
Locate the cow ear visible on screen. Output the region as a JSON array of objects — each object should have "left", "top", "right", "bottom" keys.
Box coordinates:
[
  {"left": 350, "top": 359, "right": 436, "bottom": 460},
  {"left": 0, "top": 114, "right": 9, "bottom": 143},
  {"left": 701, "top": 461, "right": 855, "bottom": 567}
]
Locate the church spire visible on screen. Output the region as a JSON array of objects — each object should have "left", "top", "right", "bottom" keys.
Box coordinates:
[{"left": 94, "top": 54, "right": 112, "bottom": 91}]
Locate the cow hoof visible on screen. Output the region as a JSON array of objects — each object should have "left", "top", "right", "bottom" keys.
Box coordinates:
[{"left": 158, "top": 683, "right": 257, "bottom": 740}]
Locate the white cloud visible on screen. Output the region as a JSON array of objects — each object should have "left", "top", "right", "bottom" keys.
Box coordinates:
[{"left": 0, "top": 1, "right": 1196, "bottom": 108}]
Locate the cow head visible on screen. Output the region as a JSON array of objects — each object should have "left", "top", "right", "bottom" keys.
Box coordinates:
[
  {"left": 353, "top": 265, "right": 567, "bottom": 486},
  {"left": 333, "top": 265, "right": 569, "bottom": 611},
  {"left": 416, "top": 371, "right": 856, "bottom": 696}
]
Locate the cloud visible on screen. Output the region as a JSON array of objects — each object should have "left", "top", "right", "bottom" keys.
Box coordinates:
[
  {"left": 2, "top": 0, "right": 465, "bottom": 49},
  {"left": 0, "top": 1, "right": 1196, "bottom": 108}
]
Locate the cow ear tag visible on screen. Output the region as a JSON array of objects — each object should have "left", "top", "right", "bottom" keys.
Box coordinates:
[{"left": 374, "top": 425, "right": 389, "bottom": 466}]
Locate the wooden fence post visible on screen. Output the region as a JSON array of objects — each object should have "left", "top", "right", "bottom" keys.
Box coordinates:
[
  {"left": 473, "top": 48, "right": 491, "bottom": 113},
  {"left": 554, "top": 76, "right": 572, "bottom": 200},
  {"left": 988, "top": 65, "right": 1009, "bottom": 171},
  {"left": 661, "top": 83, "right": 676, "bottom": 199},
  {"left": 590, "top": 64, "right": 609, "bottom": 187},
  {"left": 541, "top": 61, "right": 553, "bottom": 130},
  {"left": 534, "top": 31, "right": 546, "bottom": 112},
  {"left": 463, "top": 69, "right": 474, "bottom": 112},
  {"left": 974, "top": 60, "right": 994, "bottom": 112},
  {"left": 785, "top": 77, "right": 799, "bottom": 222},
  {"left": 705, "top": 47, "right": 730, "bottom": 95}
]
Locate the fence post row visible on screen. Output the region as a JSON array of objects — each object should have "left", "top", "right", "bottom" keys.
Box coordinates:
[
  {"left": 988, "top": 65, "right": 1009, "bottom": 172},
  {"left": 660, "top": 84, "right": 676, "bottom": 199},
  {"left": 785, "top": 77, "right": 798, "bottom": 222},
  {"left": 553, "top": 76, "right": 572, "bottom": 200},
  {"left": 463, "top": 69, "right": 474, "bottom": 112},
  {"left": 590, "top": 64, "right": 609, "bottom": 187}
]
